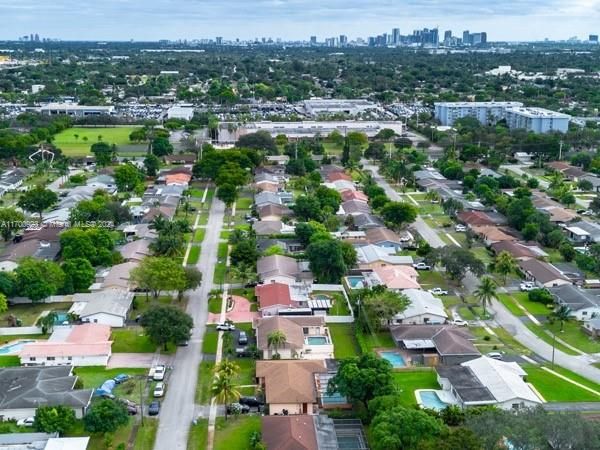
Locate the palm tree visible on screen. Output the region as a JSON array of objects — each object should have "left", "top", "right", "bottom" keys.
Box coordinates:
[
  {"left": 149, "top": 215, "right": 168, "bottom": 232},
  {"left": 267, "top": 330, "right": 287, "bottom": 359},
  {"left": 494, "top": 251, "right": 517, "bottom": 285},
  {"left": 37, "top": 311, "right": 58, "bottom": 335},
  {"left": 215, "top": 359, "right": 240, "bottom": 378},
  {"left": 473, "top": 276, "right": 498, "bottom": 318},
  {"left": 550, "top": 305, "right": 571, "bottom": 332},
  {"left": 425, "top": 190, "right": 440, "bottom": 203},
  {"left": 549, "top": 172, "right": 564, "bottom": 190},
  {"left": 211, "top": 373, "right": 240, "bottom": 420}
]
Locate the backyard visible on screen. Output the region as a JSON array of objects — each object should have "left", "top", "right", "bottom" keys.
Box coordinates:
[
  {"left": 392, "top": 369, "right": 440, "bottom": 408},
  {"left": 213, "top": 416, "right": 261, "bottom": 450},
  {"left": 329, "top": 323, "right": 361, "bottom": 359},
  {"left": 0, "top": 302, "right": 73, "bottom": 326}
]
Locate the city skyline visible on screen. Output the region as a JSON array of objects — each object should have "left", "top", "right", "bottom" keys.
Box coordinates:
[{"left": 0, "top": 0, "right": 599, "bottom": 42}]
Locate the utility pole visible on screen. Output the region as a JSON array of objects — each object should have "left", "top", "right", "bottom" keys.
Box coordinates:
[
  {"left": 559, "top": 140, "right": 564, "bottom": 160},
  {"left": 551, "top": 332, "right": 556, "bottom": 369}
]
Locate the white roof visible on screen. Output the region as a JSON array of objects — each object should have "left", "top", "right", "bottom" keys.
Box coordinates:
[
  {"left": 566, "top": 226, "right": 590, "bottom": 236},
  {"left": 462, "top": 356, "right": 541, "bottom": 404},
  {"left": 356, "top": 244, "right": 413, "bottom": 265},
  {"left": 69, "top": 289, "right": 134, "bottom": 319},
  {"left": 394, "top": 289, "right": 448, "bottom": 320},
  {"left": 45, "top": 437, "right": 91, "bottom": 450}
]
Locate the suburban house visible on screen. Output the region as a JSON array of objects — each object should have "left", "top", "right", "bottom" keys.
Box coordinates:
[
  {"left": 257, "top": 255, "right": 313, "bottom": 284},
  {"left": 582, "top": 318, "right": 600, "bottom": 338},
  {"left": 255, "top": 191, "right": 283, "bottom": 207},
  {"left": 353, "top": 213, "right": 384, "bottom": 230},
  {"left": 518, "top": 259, "right": 571, "bottom": 288},
  {"left": 118, "top": 239, "right": 152, "bottom": 262},
  {"left": 456, "top": 210, "right": 497, "bottom": 227},
  {"left": 326, "top": 171, "right": 352, "bottom": 183},
  {"left": 265, "top": 155, "right": 290, "bottom": 165},
  {"left": 20, "top": 324, "right": 113, "bottom": 367},
  {"left": 490, "top": 241, "right": 547, "bottom": 261},
  {"left": 326, "top": 179, "right": 356, "bottom": 192},
  {"left": 0, "top": 226, "right": 63, "bottom": 265},
  {"left": 0, "top": 434, "right": 90, "bottom": 449},
  {"left": 0, "top": 366, "right": 93, "bottom": 420},
  {"left": 257, "top": 204, "right": 293, "bottom": 221},
  {"left": 338, "top": 200, "right": 371, "bottom": 217},
  {"left": 372, "top": 265, "right": 420, "bottom": 290},
  {"left": 68, "top": 289, "right": 134, "bottom": 327},
  {"left": 356, "top": 244, "right": 413, "bottom": 269},
  {"left": 549, "top": 284, "right": 600, "bottom": 321},
  {"left": 261, "top": 416, "right": 318, "bottom": 450},
  {"left": 255, "top": 180, "right": 279, "bottom": 193},
  {"left": 340, "top": 189, "right": 369, "bottom": 203},
  {"left": 364, "top": 227, "right": 407, "bottom": 251},
  {"left": 257, "top": 238, "right": 303, "bottom": 254},
  {"left": 565, "top": 220, "right": 600, "bottom": 244},
  {"left": 256, "top": 282, "right": 295, "bottom": 316},
  {"left": 254, "top": 316, "right": 333, "bottom": 360},
  {"left": 436, "top": 356, "right": 542, "bottom": 410},
  {"left": 253, "top": 220, "right": 295, "bottom": 236},
  {"left": 255, "top": 360, "right": 328, "bottom": 415},
  {"left": 87, "top": 174, "right": 117, "bottom": 194},
  {"left": 0, "top": 168, "right": 27, "bottom": 195},
  {"left": 390, "top": 325, "right": 480, "bottom": 365},
  {"left": 470, "top": 226, "right": 517, "bottom": 246},
  {"left": 390, "top": 289, "right": 448, "bottom": 325},
  {"left": 92, "top": 261, "right": 139, "bottom": 291}
]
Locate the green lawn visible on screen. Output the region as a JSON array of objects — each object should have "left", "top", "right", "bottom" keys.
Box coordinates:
[
  {"left": 73, "top": 367, "right": 147, "bottom": 389},
  {"left": 187, "top": 245, "right": 200, "bottom": 265},
  {"left": 203, "top": 326, "right": 218, "bottom": 354},
  {"left": 236, "top": 197, "right": 253, "bottom": 210},
  {"left": 208, "top": 296, "right": 223, "bottom": 314},
  {"left": 544, "top": 321, "right": 600, "bottom": 354},
  {"left": 392, "top": 369, "right": 440, "bottom": 408},
  {"left": 500, "top": 292, "right": 553, "bottom": 316},
  {"left": 357, "top": 330, "right": 396, "bottom": 353},
  {"left": 525, "top": 365, "right": 600, "bottom": 402},
  {"left": 329, "top": 323, "right": 361, "bottom": 358},
  {"left": 214, "top": 263, "right": 227, "bottom": 285},
  {"left": 67, "top": 417, "right": 133, "bottom": 450},
  {"left": 525, "top": 324, "right": 579, "bottom": 355},
  {"left": 195, "top": 361, "right": 215, "bottom": 404},
  {"left": 133, "top": 418, "right": 158, "bottom": 450},
  {"left": 214, "top": 416, "right": 261, "bottom": 450},
  {"left": 220, "top": 230, "right": 231, "bottom": 240},
  {"left": 234, "top": 358, "right": 256, "bottom": 386},
  {"left": 53, "top": 126, "right": 143, "bottom": 156},
  {"left": 0, "top": 302, "right": 74, "bottom": 326},
  {"left": 417, "top": 271, "right": 452, "bottom": 290},
  {"left": 0, "top": 355, "right": 20, "bottom": 367},
  {"left": 0, "top": 334, "right": 47, "bottom": 343},
  {"left": 194, "top": 229, "right": 206, "bottom": 243},
  {"left": 111, "top": 327, "right": 157, "bottom": 353},
  {"left": 188, "top": 419, "right": 208, "bottom": 450},
  {"left": 492, "top": 327, "right": 533, "bottom": 355},
  {"left": 497, "top": 294, "right": 526, "bottom": 316}
]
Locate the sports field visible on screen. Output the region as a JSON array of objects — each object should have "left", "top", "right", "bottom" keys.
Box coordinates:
[{"left": 53, "top": 126, "right": 144, "bottom": 156}]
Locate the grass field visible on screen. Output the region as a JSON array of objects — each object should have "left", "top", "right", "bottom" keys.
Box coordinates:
[
  {"left": 73, "top": 367, "right": 147, "bottom": 389},
  {"left": 525, "top": 365, "right": 600, "bottom": 402},
  {"left": 393, "top": 369, "right": 439, "bottom": 407},
  {"left": 0, "top": 355, "right": 20, "bottom": 367},
  {"left": 329, "top": 323, "right": 360, "bottom": 359},
  {"left": 195, "top": 361, "right": 215, "bottom": 404},
  {"left": 111, "top": 327, "right": 157, "bottom": 353},
  {"left": 53, "top": 127, "right": 143, "bottom": 156},
  {"left": 187, "top": 246, "right": 200, "bottom": 265},
  {"left": 214, "top": 416, "right": 261, "bottom": 450},
  {"left": 133, "top": 418, "right": 158, "bottom": 450},
  {"left": 188, "top": 419, "right": 209, "bottom": 450},
  {"left": 1, "top": 302, "right": 73, "bottom": 326}
]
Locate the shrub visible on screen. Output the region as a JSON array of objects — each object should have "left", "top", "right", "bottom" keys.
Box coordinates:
[{"left": 528, "top": 289, "right": 554, "bottom": 305}]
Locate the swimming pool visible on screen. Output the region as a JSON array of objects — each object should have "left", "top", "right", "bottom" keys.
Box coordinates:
[
  {"left": 0, "top": 340, "right": 35, "bottom": 355},
  {"left": 380, "top": 351, "right": 406, "bottom": 368},
  {"left": 345, "top": 276, "right": 366, "bottom": 289},
  {"left": 416, "top": 390, "right": 449, "bottom": 411},
  {"left": 313, "top": 294, "right": 330, "bottom": 301},
  {"left": 306, "top": 336, "right": 329, "bottom": 345},
  {"left": 54, "top": 312, "right": 70, "bottom": 325},
  {"left": 322, "top": 392, "right": 348, "bottom": 404}
]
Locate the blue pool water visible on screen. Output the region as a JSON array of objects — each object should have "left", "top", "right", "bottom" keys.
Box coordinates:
[
  {"left": 306, "top": 336, "right": 329, "bottom": 345},
  {"left": 380, "top": 351, "right": 406, "bottom": 368},
  {"left": 0, "top": 340, "right": 34, "bottom": 355},
  {"left": 313, "top": 294, "right": 330, "bottom": 301},
  {"left": 322, "top": 392, "right": 348, "bottom": 404},
  {"left": 418, "top": 391, "right": 448, "bottom": 411},
  {"left": 54, "top": 312, "right": 70, "bottom": 324},
  {"left": 345, "top": 276, "right": 366, "bottom": 289}
]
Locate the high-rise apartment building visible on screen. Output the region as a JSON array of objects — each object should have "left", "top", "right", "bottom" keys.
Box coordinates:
[
  {"left": 392, "top": 28, "right": 401, "bottom": 45},
  {"left": 339, "top": 35, "right": 348, "bottom": 46},
  {"left": 310, "top": 36, "right": 317, "bottom": 45}
]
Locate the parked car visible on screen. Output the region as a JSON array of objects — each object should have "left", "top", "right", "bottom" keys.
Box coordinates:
[
  {"left": 126, "top": 404, "right": 138, "bottom": 415},
  {"left": 451, "top": 319, "right": 468, "bottom": 327},
  {"left": 239, "top": 396, "right": 264, "bottom": 408},
  {"left": 113, "top": 374, "right": 130, "bottom": 384},
  {"left": 226, "top": 402, "right": 250, "bottom": 414},
  {"left": 153, "top": 365, "right": 165, "bottom": 381},
  {"left": 487, "top": 352, "right": 503, "bottom": 360},
  {"left": 428, "top": 288, "right": 449, "bottom": 296},
  {"left": 238, "top": 331, "right": 248, "bottom": 345},
  {"left": 17, "top": 417, "right": 34, "bottom": 427},
  {"left": 216, "top": 323, "right": 236, "bottom": 331},
  {"left": 520, "top": 282, "right": 535, "bottom": 292},
  {"left": 148, "top": 401, "right": 160, "bottom": 416},
  {"left": 118, "top": 398, "right": 137, "bottom": 409},
  {"left": 455, "top": 224, "right": 467, "bottom": 232},
  {"left": 412, "top": 262, "right": 432, "bottom": 270},
  {"left": 153, "top": 382, "right": 165, "bottom": 398}
]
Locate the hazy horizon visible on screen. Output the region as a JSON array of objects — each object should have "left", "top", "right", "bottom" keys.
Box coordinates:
[{"left": 0, "top": 0, "right": 599, "bottom": 42}]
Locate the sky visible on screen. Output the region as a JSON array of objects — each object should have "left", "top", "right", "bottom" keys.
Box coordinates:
[{"left": 0, "top": 0, "right": 599, "bottom": 42}]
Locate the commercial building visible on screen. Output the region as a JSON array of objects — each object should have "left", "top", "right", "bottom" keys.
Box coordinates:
[
  {"left": 301, "top": 99, "right": 378, "bottom": 117},
  {"left": 166, "top": 105, "right": 195, "bottom": 121},
  {"left": 434, "top": 101, "right": 523, "bottom": 126},
  {"left": 38, "top": 103, "right": 115, "bottom": 117},
  {"left": 504, "top": 107, "right": 571, "bottom": 133}
]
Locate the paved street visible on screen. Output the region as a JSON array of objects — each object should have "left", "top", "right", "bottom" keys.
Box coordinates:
[{"left": 153, "top": 196, "right": 225, "bottom": 450}]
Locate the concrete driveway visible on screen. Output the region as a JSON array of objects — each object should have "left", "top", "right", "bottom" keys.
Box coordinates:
[
  {"left": 207, "top": 295, "right": 259, "bottom": 324},
  {"left": 107, "top": 353, "right": 173, "bottom": 369}
]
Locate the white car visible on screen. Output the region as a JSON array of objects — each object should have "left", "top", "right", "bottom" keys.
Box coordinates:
[
  {"left": 152, "top": 365, "right": 165, "bottom": 381},
  {"left": 412, "top": 262, "right": 432, "bottom": 271},
  {"left": 451, "top": 319, "right": 468, "bottom": 327},
  {"left": 454, "top": 224, "right": 467, "bottom": 232},
  {"left": 153, "top": 382, "right": 165, "bottom": 397},
  {"left": 216, "top": 323, "right": 236, "bottom": 331},
  {"left": 428, "top": 288, "right": 449, "bottom": 296},
  {"left": 486, "top": 352, "right": 503, "bottom": 360},
  {"left": 520, "top": 282, "right": 535, "bottom": 292},
  {"left": 17, "top": 417, "right": 35, "bottom": 427}
]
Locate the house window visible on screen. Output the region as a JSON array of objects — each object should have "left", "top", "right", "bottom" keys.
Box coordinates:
[
  {"left": 67, "top": 356, "right": 72, "bottom": 361},
  {"left": 47, "top": 357, "right": 55, "bottom": 361},
  {"left": 30, "top": 357, "right": 36, "bottom": 361},
  {"left": 303, "top": 327, "right": 309, "bottom": 335},
  {"left": 583, "top": 311, "right": 588, "bottom": 315}
]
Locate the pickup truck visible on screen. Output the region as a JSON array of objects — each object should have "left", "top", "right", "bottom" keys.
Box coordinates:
[{"left": 412, "top": 262, "right": 432, "bottom": 270}]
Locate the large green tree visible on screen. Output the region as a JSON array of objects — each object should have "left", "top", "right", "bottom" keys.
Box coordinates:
[
  {"left": 0, "top": 208, "right": 25, "bottom": 241},
  {"left": 306, "top": 239, "right": 347, "bottom": 283},
  {"left": 61, "top": 258, "right": 95, "bottom": 293},
  {"left": 114, "top": 163, "right": 144, "bottom": 192},
  {"left": 90, "top": 142, "right": 116, "bottom": 166},
  {"left": 17, "top": 186, "right": 58, "bottom": 222},
  {"left": 141, "top": 305, "right": 193, "bottom": 350},
  {"left": 15, "top": 257, "right": 65, "bottom": 301},
  {"left": 34, "top": 405, "right": 76, "bottom": 435},
  {"left": 130, "top": 257, "right": 187, "bottom": 299},
  {"left": 83, "top": 399, "right": 129, "bottom": 434},
  {"left": 380, "top": 202, "right": 418, "bottom": 229}
]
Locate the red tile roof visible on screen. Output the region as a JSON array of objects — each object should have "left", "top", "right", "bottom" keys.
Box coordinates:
[
  {"left": 327, "top": 172, "right": 352, "bottom": 182},
  {"left": 255, "top": 282, "right": 293, "bottom": 309}
]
